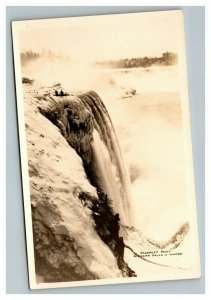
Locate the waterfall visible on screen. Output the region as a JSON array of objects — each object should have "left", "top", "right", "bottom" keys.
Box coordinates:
[
  {"left": 41, "top": 89, "right": 132, "bottom": 225},
  {"left": 77, "top": 91, "right": 132, "bottom": 225}
]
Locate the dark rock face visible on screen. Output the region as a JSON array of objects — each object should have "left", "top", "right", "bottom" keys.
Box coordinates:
[
  {"left": 39, "top": 96, "right": 94, "bottom": 166},
  {"left": 22, "top": 77, "right": 34, "bottom": 84},
  {"left": 78, "top": 190, "right": 136, "bottom": 278}
]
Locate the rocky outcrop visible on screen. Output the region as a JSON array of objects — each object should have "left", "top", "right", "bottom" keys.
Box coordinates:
[
  {"left": 22, "top": 77, "right": 34, "bottom": 84},
  {"left": 37, "top": 94, "right": 94, "bottom": 166},
  {"left": 78, "top": 190, "right": 136, "bottom": 278},
  {"left": 23, "top": 83, "right": 136, "bottom": 283}
]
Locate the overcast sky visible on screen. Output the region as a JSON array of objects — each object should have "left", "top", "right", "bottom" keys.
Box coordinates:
[{"left": 19, "top": 11, "right": 181, "bottom": 62}]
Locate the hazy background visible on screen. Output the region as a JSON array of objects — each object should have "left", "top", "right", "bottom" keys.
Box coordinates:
[
  {"left": 20, "top": 11, "right": 187, "bottom": 241},
  {"left": 20, "top": 11, "right": 178, "bottom": 62}
]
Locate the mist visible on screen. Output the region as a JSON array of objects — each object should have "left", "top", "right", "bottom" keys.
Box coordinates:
[{"left": 22, "top": 56, "right": 187, "bottom": 240}]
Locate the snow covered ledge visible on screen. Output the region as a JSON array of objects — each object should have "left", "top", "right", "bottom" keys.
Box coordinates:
[{"left": 23, "top": 82, "right": 135, "bottom": 283}]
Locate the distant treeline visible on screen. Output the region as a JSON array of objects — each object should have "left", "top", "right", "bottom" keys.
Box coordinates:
[
  {"left": 20, "top": 50, "right": 70, "bottom": 66},
  {"left": 96, "top": 52, "right": 178, "bottom": 69},
  {"left": 20, "top": 51, "right": 40, "bottom": 65}
]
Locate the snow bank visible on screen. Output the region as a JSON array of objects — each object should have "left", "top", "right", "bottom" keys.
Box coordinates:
[{"left": 24, "top": 84, "right": 124, "bottom": 283}]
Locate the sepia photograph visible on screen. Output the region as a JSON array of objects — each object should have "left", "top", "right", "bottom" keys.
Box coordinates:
[{"left": 12, "top": 10, "right": 201, "bottom": 289}]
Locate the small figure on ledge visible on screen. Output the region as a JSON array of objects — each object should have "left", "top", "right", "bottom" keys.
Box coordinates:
[{"left": 54, "top": 89, "right": 69, "bottom": 97}]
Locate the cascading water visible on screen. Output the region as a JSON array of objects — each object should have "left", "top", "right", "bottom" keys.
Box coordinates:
[
  {"left": 91, "top": 129, "right": 125, "bottom": 220},
  {"left": 40, "top": 89, "right": 132, "bottom": 225},
  {"left": 77, "top": 91, "right": 132, "bottom": 225}
]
